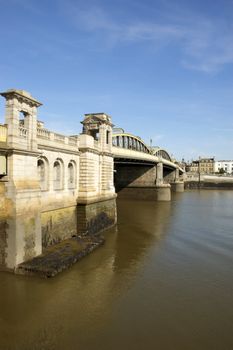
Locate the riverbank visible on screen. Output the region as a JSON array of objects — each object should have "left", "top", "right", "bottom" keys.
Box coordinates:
[
  {"left": 185, "top": 174, "right": 233, "bottom": 189},
  {"left": 185, "top": 181, "right": 233, "bottom": 189}
]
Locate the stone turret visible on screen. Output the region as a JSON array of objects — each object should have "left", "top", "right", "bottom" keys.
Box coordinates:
[
  {"left": 0, "top": 89, "right": 42, "bottom": 151},
  {"left": 81, "top": 113, "right": 113, "bottom": 153}
]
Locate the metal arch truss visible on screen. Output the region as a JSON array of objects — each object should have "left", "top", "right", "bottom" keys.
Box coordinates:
[
  {"left": 112, "top": 133, "right": 172, "bottom": 162},
  {"left": 112, "top": 133, "right": 151, "bottom": 154}
]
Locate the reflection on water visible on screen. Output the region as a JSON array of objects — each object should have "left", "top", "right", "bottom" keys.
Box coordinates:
[{"left": 1, "top": 190, "right": 233, "bottom": 350}]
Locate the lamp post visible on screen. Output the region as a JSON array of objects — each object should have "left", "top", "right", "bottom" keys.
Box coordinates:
[{"left": 198, "top": 156, "right": 201, "bottom": 187}]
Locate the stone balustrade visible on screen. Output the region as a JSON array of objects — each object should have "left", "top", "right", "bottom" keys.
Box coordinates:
[
  {"left": 37, "top": 128, "right": 79, "bottom": 149},
  {"left": 19, "top": 126, "right": 28, "bottom": 138},
  {"left": 54, "top": 132, "right": 65, "bottom": 143},
  {"left": 37, "top": 127, "right": 50, "bottom": 139}
]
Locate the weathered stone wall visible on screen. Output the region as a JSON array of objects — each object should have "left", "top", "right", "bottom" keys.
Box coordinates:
[
  {"left": 0, "top": 182, "right": 8, "bottom": 269},
  {"left": 5, "top": 152, "right": 42, "bottom": 269},
  {"left": 41, "top": 206, "right": 77, "bottom": 248},
  {"left": 163, "top": 168, "right": 176, "bottom": 183},
  {"left": 0, "top": 90, "right": 117, "bottom": 271},
  {"left": 114, "top": 164, "right": 157, "bottom": 191},
  {"left": 77, "top": 198, "right": 117, "bottom": 235}
]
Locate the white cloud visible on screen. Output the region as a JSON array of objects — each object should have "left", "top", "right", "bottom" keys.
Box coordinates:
[{"left": 62, "top": 1, "right": 233, "bottom": 73}]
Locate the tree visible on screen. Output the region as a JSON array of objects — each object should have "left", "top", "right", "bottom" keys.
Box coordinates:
[{"left": 219, "top": 168, "right": 225, "bottom": 174}]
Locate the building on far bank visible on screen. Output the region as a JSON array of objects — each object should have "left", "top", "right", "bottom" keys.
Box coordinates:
[
  {"left": 214, "top": 160, "right": 233, "bottom": 174},
  {"left": 185, "top": 160, "right": 199, "bottom": 173},
  {"left": 185, "top": 157, "right": 215, "bottom": 174},
  {"left": 199, "top": 158, "right": 215, "bottom": 174}
]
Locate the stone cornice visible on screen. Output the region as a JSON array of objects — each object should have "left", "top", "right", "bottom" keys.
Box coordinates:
[
  {"left": 5, "top": 148, "right": 41, "bottom": 157},
  {"left": 38, "top": 144, "right": 80, "bottom": 155},
  {"left": 100, "top": 151, "right": 113, "bottom": 157},
  {"left": 79, "top": 147, "right": 113, "bottom": 157},
  {"left": 79, "top": 147, "right": 100, "bottom": 155},
  {"left": 0, "top": 89, "right": 42, "bottom": 107}
]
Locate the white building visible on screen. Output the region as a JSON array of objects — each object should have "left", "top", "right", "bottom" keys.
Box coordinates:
[{"left": 214, "top": 160, "right": 233, "bottom": 174}]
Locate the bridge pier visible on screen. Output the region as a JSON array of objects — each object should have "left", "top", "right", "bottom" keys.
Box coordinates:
[
  {"left": 170, "top": 168, "right": 184, "bottom": 192},
  {"left": 114, "top": 162, "right": 171, "bottom": 201},
  {"left": 156, "top": 162, "right": 171, "bottom": 201},
  {"left": 156, "top": 184, "right": 171, "bottom": 201},
  {"left": 170, "top": 182, "right": 184, "bottom": 192}
]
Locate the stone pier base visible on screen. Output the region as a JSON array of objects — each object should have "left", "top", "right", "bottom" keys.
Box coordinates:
[
  {"left": 171, "top": 182, "right": 184, "bottom": 193},
  {"left": 116, "top": 185, "right": 171, "bottom": 201},
  {"left": 156, "top": 184, "right": 171, "bottom": 201},
  {"left": 77, "top": 197, "right": 117, "bottom": 235}
]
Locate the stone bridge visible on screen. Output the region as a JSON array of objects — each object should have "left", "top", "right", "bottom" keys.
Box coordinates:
[{"left": 0, "top": 89, "right": 184, "bottom": 272}]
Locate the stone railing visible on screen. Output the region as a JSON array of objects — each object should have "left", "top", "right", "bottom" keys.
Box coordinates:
[
  {"left": 54, "top": 132, "right": 65, "bottom": 143},
  {"left": 37, "top": 128, "right": 50, "bottom": 139},
  {"left": 0, "top": 124, "right": 7, "bottom": 142},
  {"left": 37, "top": 127, "right": 79, "bottom": 148},
  {"left": 68, "top": 137, "right": 77, "bottom": 146},
  {"left": 19, "top": 126, "right": 28, "bottom": 138}
]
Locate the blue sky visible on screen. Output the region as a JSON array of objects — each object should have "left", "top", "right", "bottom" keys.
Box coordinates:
[{"left": 0, "top": 0, "right": 233, "bottom": 161}]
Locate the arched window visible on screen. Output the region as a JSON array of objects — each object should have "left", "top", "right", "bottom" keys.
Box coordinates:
[
  {"left": 53, "top": 160, "right": 63, "bottom": 190},
  {"left": 37, "top": 158, "right": 49, "bottom": 191},
  {"left": 68, "top": 161, "right": 76, "bottom": 189}
]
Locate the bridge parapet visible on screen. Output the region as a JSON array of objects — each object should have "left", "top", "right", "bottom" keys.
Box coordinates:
[{"left": 36, "top": 125, "right": 79, "bottom": 151}]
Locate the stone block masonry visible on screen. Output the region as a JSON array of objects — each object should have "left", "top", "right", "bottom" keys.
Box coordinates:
[{"left": 0, "top": 89, "right": 116, "bottom": 272}]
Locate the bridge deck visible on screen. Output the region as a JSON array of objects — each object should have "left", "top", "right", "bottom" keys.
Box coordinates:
[{"left": 112, "top": 146, "right": 179, "bottom": 169}]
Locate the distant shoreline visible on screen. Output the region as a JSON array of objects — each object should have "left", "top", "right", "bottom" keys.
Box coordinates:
[{"left": 184, "top": 174, "right": 233, "bottom": 189}]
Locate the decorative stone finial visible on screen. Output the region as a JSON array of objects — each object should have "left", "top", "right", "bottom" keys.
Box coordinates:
[{"left": 0, "top": 89, "right": 42, "bottom": 107}]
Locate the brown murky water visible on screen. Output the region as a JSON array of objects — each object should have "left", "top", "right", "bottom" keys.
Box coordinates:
[{"left": 1, "top": 190, "right": 233, "bottom": 350}]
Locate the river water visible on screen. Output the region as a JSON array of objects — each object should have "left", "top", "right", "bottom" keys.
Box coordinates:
[{"left": 1, "top": 190, "right": 233, "bottom": 350}]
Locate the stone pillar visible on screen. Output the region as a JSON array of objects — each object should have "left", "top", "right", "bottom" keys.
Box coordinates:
[
  {"left": 156, "top": 184, "right": 171, "bottom": 201},
  {"left": 171, "top": 182, "right": 184, "bottom": 192},
  {"left": 2, "top": 96, "right": 20, "bottom": 148},
  {"left": 80, "top": 113, "right": 115, "bottom": 199},
  {"left": 156, "top": 162, "right": 171, "bottom": 201},
  {"left": 5, "top": 153, "right": 42, "bottom": 269},
  {"left": 24, "top": 106, "right": 38, "bottom": 151},
  {"left": 1, "top": 89, "right": 42, "bottom": 151},
  {"left": 170, "top": 167, "right": 184, "bottom": 192},
  {"left": 0, "top": 89, "right": 42, "bottom": 270},
  {"left": 77, "top": 113, "right": 117, "bottom": 236},
  {"left": 156, "top": 162, "right": 163, "bottom": 186}
]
